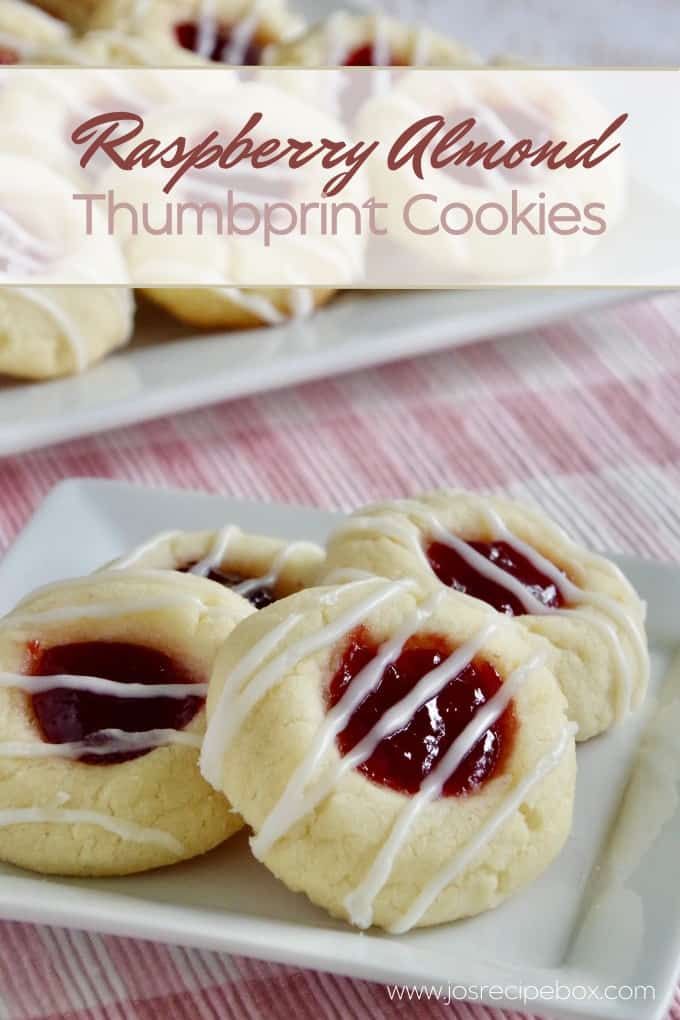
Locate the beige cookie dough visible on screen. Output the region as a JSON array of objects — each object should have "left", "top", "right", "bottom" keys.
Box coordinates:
[
  {"left": 0, "top": 570, "right": 253, "bottom": 876},
  {"left": 355, "top": 71, "right": 626, "bottom": 280},
  {"left": 324, "top": 490, "right": 649, "bottom": 741},
  {"left": 0, "top": 0, "right": 70, "bottom": 62},
  {"left": 202, "top": 578, "right": 576, "bottom": 931},
  {"left": 265, "top": 12, "right": 481, "bottom": 67},
  {"left": 88, "top": 0, "right": 304, "bottom": 64},
  {"left": 31, "top": 0, "right": 97, "bottom": 32},
  {"left": 0, "top": 153, "right": 134, "bottom": 379},
  {"left": 106, "top": 525, "right": 325, "bottom": 606},
  {"left": 140, "top": 286, "right": 333, "bottom": 329}
]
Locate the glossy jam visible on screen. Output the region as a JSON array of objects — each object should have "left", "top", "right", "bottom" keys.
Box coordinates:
[
  {"left": 174, "top": 21, "right": 263, "bottom": 64},
  {"left": 328, "top": 628, "right": 515, "bottom": 797},
  {"left": 180, "top": 563, "right": 275, "bottom": 609},
  {"left": 29, "top": 641, "right": 203, "bottom": 765},
  {"left": 343, "top": 44, "right": 405, "bottom": 66},
  {"left": 427, "top": 539, "right": 566, "bottom": 616}
]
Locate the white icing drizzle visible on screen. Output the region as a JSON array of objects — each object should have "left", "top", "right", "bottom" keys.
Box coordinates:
[
  {"left": 411, "top": 26, "right": 432, "bottom": 66},
  {"left": 189, "top": 525, "right": 239, "bottom": 576},
  {"left": 109, "top": 529, "right": 183, "bottom": 569},
  {"left": 288, "top": 288, "right": 315, "bottom": 320},
  {"left": 371, "top": 13, "right": 390, "bottom": 66},
  {"left": 6, "top": 287, "right": 87, "bottom": 373},
  {"left": 250, "top": 597, "right": 503, "bottom": 859},
  {"left": 343, "top": 650, "right": 545, "bottom": 928},
  {"left": 334, "top": 497, "right": 647, "bottom": 721},
  {"left": 0, "top": 727, "right": 202, "bottom": 759},
  {"left": 0, "top": 671, "right": 206, "bottom": 699},
  {"left": 231, "top": 541, "right": 319, "bottom": 598},
  {"left": 388, "top": 722, "right": 577, "bottom": 933},
  {"left": 2, "top": 594, "right": 216, "bottom": 630},
  {"left": 325, "top": 11, "right": 350, "bottom": 65},
  {"left": 215, "top": 286, "right": 285, "bottom": 325},
  {"left": 0, "top": 808, "right": 184, "bottom": 855},
  {"left": 195, "top": 0, "right": 218, "bottom": 59},
  {"left": 222, "top": 10, "right": 259, "bottom": 64},
  {"left": 200, "top": 579, "right": 413, "bottom": 788}
]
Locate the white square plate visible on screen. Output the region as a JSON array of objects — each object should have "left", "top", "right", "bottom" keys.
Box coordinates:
[
  {"left": 0, "top": 479, "right": 679, "bottom": 1020},
  {"left": 0, "top": 288, "right": 630, "bottom": 457}
]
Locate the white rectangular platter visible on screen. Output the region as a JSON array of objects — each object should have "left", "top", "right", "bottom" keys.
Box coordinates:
[
  {"left": 0, "top": 288, "right": 629, "bottom": 458},
  {"left": 0, "top": 478, "right": 679, "bottom": 1020}
]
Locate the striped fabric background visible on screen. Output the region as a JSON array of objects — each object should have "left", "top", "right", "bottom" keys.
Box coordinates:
[{"left": 0, "top": 291, "right": 679, "bottom": 1019}]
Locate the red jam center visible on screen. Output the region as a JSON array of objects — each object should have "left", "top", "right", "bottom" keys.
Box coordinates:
[
  {"left": 0, "top": 46, "right": 19, "bottom": 64},
  {"left": 174, "top": 21, "right": 263, "bottom": 64},
  {"left": 328, "top": 629, "right": 515, "bottom": 797},
  {"left": 427, "top": 539, "right": 566, "bottom": 616},
  {"left": 29, "top": 641, "right": 203, "bottom": 765},
  {"left": 180, "top": 563, "right": 275, "bottom": 608},
  {"left": 344, "top": 44, "right": 405, "bottom": 66}
]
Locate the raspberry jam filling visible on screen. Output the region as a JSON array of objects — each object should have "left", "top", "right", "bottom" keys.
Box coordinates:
[
  {"left": 174, "top": 21, "right": 263, "bottom": 64},
  {"left": 180, "top": 563, "right": 275, "bottom": 609},
  {"left": 0, "top": 46, "right": 19, "bottom": 64},
  {"left": 328, "top": 628, "right": 516, "bottom": 796},
  {"left": 344, "top": 44, "right": 405, "bottom": 66},
  {"left": 28, "top": 641, "right": 203, "bottom": 765},
  {"left": 427, "top": 539, "right": 567, "bottom": 616}
]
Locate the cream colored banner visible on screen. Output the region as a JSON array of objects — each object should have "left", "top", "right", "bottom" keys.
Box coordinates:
[{"left": 0, "top": 67, "right": 677, "bottom": 286}]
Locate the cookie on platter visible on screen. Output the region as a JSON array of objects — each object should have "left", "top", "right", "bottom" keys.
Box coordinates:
[
  {"left": 201, "top": 578, "right": 576, "bottom": 931},
  {"left": 0, "top": 570, "right": 253, "bottom": 876},
  {"left": 324, "top": 490, "right": 649, "bottom": 741}
]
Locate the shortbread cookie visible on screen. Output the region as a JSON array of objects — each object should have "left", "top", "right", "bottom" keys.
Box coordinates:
[
  {"left": 29, "top": 27, "right": 203, "bottom": 65},
  {"left": 324, "top": 491, "right": 649, "bottom": 741},
  {"left": 266, "top": 12, "right": 481, "bottom": 67},
  {"left": 95, "top": 87, "right": 364, "bottom": 326},
  {"left": 0, "top": 154, "right": 133, "bottom": 379},
  {"left": 0, "top": 0, "right": 70, "bottom": 63},
  {"left": 0, "top": 286, "right": 134, "bottom": 379},
  {"left": 355, "top": 71, "right": 626, "bottom": 279},
  {"left": 107, "top": 526, "right": 325, "bottom": 609},
  {"left": 89, "top": 0, "right": 304, "bottom": 64},
  {"left": 0, "top": 570, "right": 253, "bottom": 876},
  {"left": 201, "top": 579, "right": 576, "bottom": 931},
  {"left": 31, "top": 0, "right": 97, "bottom": 32},
  {"left": 141, "top": 286, "right": 335, "bottom": 329}
]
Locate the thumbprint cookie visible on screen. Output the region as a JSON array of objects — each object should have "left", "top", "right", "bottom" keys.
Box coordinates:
[
  {"left": 0, "top": 570, "right": 253, "bottom": 876},
  {"left": 31, "top": 0, "right": 97, "bottom": 31},
  {"left": 201, "top": 578, "right": 576, "bottom": 931},
  {"left": 324, "top": 491, "right": 649, "bottom": 741},
  {"left": 106, "top": 526, "right": 325, "bottom": 609},
  {"left": 265, "top": 12, "right": 480, "bottom": 67},
  {"left": 0, "top": 0, "right": 71, "bottom": 63},
  {"left": 88, "top": 0, "right": 304, "bottom": 65},
  {"left": 0, "top": 155, "right": 134, "bottom": 379}
]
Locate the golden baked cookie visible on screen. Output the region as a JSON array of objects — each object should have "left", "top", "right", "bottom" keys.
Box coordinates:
[
  {"left": 107, "top": 526, "right": 325, "bottom": 608},
  {"left": 88, "top": 0, "right": 304, "bottom": 64},
  {"left": 324, "top": 490, "right": 649, "bottom": 741},
  {"left": 140, "top": 286, "right": 334, "bottom": 329},
  {"left": 265, "top": 11, "right": 481, "bottom": 67},
  {"left": 0, "top": 0, "right": 70, "bottom": 63},
  {"left": 201, "top": 578, "right": 576, "bottom": 931},
  {"left": 93, "top": 85, "right": 364, "bottom": 327},
  {"left": 355, "top": 71, "right": 626, "bottom": 280},
  {"left": 0, "top": 570, "right": 253, "bottom": 876},
  {"left": 0, "top": 153, "right": 134, "bottom": 380},
  {"left": 31, "top": 0, "right": 97, "bottom": 32}
]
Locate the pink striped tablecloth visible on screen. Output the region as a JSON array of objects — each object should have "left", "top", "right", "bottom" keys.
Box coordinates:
[{"left": 1, "top": 292, "right": 680, "bottom": 1020}]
